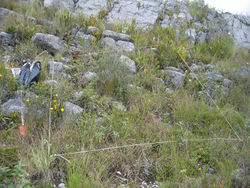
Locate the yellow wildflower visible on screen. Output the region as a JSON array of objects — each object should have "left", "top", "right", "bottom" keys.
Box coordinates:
[
  {"left": 198, "top": 167, "right": 202, "bottom": 171},
  {"left": 0, "top": 74, "right": 2, "bottom": 77},
  {"left": 54, "top": 94, "right": 58, "bottom": 97},
  {"left": 54, "top": 105, "right": 57, "bottom": 109},
  {"left": 50, "top": 107, "right": 54, "bottom": 110},
  {"left": 26, "top": 99, "right": 30, "bottom": 102},
  {"left": 101, "top": 113, "right": 104, "bottom": 117},
  {"left": 246, "top": 62, "right": 249, "bottom": 65},
  {"left": 181, "top": 169, "right": 187, "bottom": 173},
  {"left": 126, "top": 117, "right": 129, "bottom": 121},
  {"left": 53, "top": 100, "right": 57, "bottom": 103},
  {"left": 61, "top": 108, "right": 64, "bottom": 112},
  {"left": 148, "top": 99, "right": 151, "bottom": 103},
  {"left": 5, "top": 67, "right": 9, "bottom": 70}
]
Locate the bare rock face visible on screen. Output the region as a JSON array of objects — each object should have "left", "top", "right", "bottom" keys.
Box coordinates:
[
  {"left": 44, "top": 0, "right": 108, "bottom": 17},
  {"left": 42, "top": 0, "right": 250, "bottom": 49},
  {"left": 222, "top": 13, "right": 250, "bottom": 49},
  {"left": 32, "top": 33, "right": 65, "bottom": 55},
  {"left": 106, "top": 0, "right": 164, "bottom": 28}
]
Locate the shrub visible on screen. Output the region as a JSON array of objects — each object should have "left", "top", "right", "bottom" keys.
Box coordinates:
[
  {"left": 208, "top": 34, "right": 235, "bottom": 59},
  {"left": 188, "top": 0, "right": 212, "bottom": 23},
  {"left": 96, "top": 50, "right": 135, "bottom": 99}
]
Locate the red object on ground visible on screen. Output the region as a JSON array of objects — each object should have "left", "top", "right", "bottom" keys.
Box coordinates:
[{"left": 19, "top": 125, "right": 27, "bottom": 136}]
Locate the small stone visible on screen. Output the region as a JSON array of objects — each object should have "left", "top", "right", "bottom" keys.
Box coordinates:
[
  {"left": 190, "top": 64, "right": 200, "bottom": 72},
  {"left": 103, "top": 30, "right": 131, "bottom": 42},
  {"left": 37, "top": 18, "right": 52, "bottom": 26},
  {"left": 204, "top": 64, "right": 214, "bottom": 71},
  {"left": 165, "top": 88, "right": 174, "bottom": 95},
  {"left": 110, "top": 101, "right": 126, "bottom": 111},
  {"left": 58, "top": 183, "right": 65, "bottom": 188},
  {"left": 116, "top": 171, "right": 122, "bottom": 176},
  {"left": 47, "top": 61, "right": 69, "bottom": 75},
  {"left": 87, "top": 26, "right": 101, "bottom": 36},
  {"left": 156, "top": 77, "right": 165, "bottom": 85},
  {"left": 222, "top": 79, "right": 232, "bottom": 87},
  {"left": 44, "top": 80, "right": 58, "bottom": 86},
  {"left": 74, "top": 91, "right": 84, "bottom": 100},
  {"left": 84, "top": 71, "right": 97, "bottom": 82},
  {"left": 166, "top": 67, "right": 184, "bottom": 74}
]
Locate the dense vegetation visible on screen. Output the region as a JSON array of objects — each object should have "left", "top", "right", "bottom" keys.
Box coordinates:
[{"left": 0, "top": 0, "right": 249, "bottom": 187}]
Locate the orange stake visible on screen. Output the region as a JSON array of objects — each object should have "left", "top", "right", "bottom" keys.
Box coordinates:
[{"left": 19, "top": 114, "right": 27, "bottom": 136}]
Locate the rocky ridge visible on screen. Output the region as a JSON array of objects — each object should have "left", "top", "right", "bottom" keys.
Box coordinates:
[{"left": 42, "top": 0, "right": 250, "bottom": 49}]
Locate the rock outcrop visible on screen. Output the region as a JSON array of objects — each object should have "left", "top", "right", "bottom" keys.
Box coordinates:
[{"left": 43, "top": 0, "right": 250, "bottom": 49}]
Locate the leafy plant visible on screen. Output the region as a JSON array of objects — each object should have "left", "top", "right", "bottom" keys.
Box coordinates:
[
  {"left": 96, "top": 50, "right": 135, "bottom": 99},
  {"left": 208, "top": 34, "right": 234, "bottom": 59}
]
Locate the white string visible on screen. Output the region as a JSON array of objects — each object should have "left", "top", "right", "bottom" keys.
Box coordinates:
[
  {"left": 52, "top": 137, "right": 242, "bottom": 156},
  {"left": 178, "top": 53, "right": 241, "bottom": 139},
  {"left": 48, "top": 58, "right": 54, "bottom": 156}
]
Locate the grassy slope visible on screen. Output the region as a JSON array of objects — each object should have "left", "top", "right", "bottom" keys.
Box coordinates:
[{"left": 0, "top": 0, "right": 249, "bottom": 187}]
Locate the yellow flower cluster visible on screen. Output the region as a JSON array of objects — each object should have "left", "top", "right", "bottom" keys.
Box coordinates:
[
  {"left": 49, "top": 94, "right": 64, "bottom": 112},
  {"left": 180, "top": 169, "right": 187, "bottom": 173}
]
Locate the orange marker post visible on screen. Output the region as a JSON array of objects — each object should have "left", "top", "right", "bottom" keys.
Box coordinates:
[{"left": 19, "top": 114, "right": 27, "bottom": 136}]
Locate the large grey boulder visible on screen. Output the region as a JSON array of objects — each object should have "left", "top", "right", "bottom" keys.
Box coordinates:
[
  {"left": 106, "top": 0, "right": 164, "bottom": 28},
  {"left": 1, "top": 99, "right": 27, "bottom": 117},
  {"left": 63, "top": 101, "right": 83, "bottom": 117},
  {"left": 120, "top": 55, "right": 136, "bottom": 73},
  {"left": 165, "top": 70, "right": 185, "bottom": 89},
  {"left": 32, "top": 33, "right": 65, "bottom": 55}
]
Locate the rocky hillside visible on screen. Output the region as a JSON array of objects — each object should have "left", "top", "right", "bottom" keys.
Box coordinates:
[{"left": 0, "top": 0, "right": 249, "bottom": 187}]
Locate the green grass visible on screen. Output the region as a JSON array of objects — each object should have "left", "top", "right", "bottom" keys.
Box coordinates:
[{"left": 0, "top": 1, "right": 249, "bottom": 187}]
